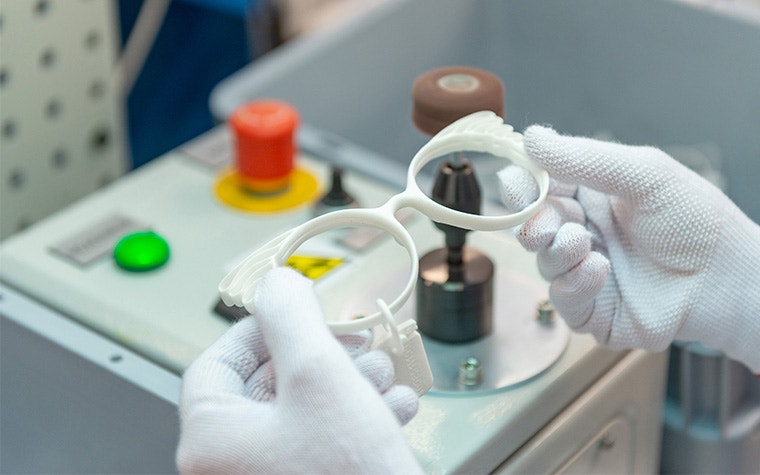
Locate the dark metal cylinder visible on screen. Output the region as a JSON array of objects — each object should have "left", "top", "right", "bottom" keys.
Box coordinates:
[
  {"left": 431, "top": 158, "right": 481, "bottom": 257},
  {"left": 417, "top": 247, "right": 494, "bottom": 343}
]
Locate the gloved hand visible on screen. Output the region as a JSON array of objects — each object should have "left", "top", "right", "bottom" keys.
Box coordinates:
[
  {"left": 499, "top": 125, "right": 760, "bottom": 372},
  {"left": 176, "top": 267, "right": 422, "bottom": 474}
]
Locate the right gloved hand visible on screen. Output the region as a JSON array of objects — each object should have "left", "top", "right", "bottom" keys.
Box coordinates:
[
  {"left": 499, "top": 125, "right": 760, "bottom": 372},
  {"left": 177, "top": 267, "right": 422, "bottom": 474}
]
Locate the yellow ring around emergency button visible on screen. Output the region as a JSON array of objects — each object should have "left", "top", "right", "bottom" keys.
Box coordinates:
[
  {"left": 214, "top": 167, "right": 320, "bottom": 213},
  {"left": 113, "top": 231, "right": 170, "bottom": 272}
]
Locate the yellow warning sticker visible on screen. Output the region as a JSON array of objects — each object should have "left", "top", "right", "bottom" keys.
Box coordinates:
[{"left": 286, "top": 255, "right": 344, "bottom": 280}]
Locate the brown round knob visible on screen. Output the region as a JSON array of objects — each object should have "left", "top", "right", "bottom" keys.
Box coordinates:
[{"left": 412, "top": 66, "right": 504, "bottom": 136}]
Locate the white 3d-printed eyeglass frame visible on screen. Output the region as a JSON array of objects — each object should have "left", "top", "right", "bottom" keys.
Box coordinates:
[{"left": 219, "top": 111, "right": 549, "bottom": 395}]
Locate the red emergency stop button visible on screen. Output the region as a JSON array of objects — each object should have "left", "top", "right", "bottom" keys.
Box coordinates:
[{"left": 230, "top": 100, "right": 299, "bottom": 193}]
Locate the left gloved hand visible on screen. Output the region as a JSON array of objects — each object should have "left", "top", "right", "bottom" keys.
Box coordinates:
[{"left": 176, "top": 267, "right": 422, "bottom": 474}]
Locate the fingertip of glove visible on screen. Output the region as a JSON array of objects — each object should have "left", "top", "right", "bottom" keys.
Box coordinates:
[
  {"left": 383, "top": 385, "right": 419, "bottom": 426},
  {"left": 587, "top": 250, "right": 612, "bottom": 274},
  {"left": 516, "top": 206, "right": 561, "bottom": 252},
  {"left": 355, "top": 350, "right": 395, "bottom": 392},
  {"left": 253, "top": 267, "right": 312, "bottom": 308},
  {"left": 261, "top": 266, "right": 311, "bottom": 290},
  {"left": 552, "top": 251, "right": 610, "bottom": 302},
  {"left": 555, "top": 222, "right": 592, "bottom": 248},
  {"left": 497, "top": 165, "right": 539, "bottom": 212},
  {"left": 251, "top": 266, "right": 333, "bottom": 347},
  {"left": 337, "top": 330, "right": 374, "bottom": 357},
  {"left": 524, "top": 124, "right": 558, "bottom": 137},
  {"left": 523, "top": 125, "right": 560, "bottom": 151}
]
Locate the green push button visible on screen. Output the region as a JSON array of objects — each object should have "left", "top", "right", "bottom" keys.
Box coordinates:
[{"left": 113, "top": 231, "right": 170, "bottom": 272}]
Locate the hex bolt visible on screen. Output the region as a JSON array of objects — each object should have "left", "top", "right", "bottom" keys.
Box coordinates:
[
  {"left": 459, "top": 356, "right": 483, "bottom": 386},
  {"left": 536, "top": 299, "right": 556, "bottom": 325}
]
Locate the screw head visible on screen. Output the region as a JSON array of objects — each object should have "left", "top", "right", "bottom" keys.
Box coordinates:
[
  {"left": 536, "top": 299, "right": 556, "bottom": 325},
  {"left": 459, "top": 356, "right": 483, "bottom": 386}
]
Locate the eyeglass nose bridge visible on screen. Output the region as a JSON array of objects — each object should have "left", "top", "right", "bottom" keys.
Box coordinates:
[{"left": 399, "top": 112, "right": 550, "bottom": 231}]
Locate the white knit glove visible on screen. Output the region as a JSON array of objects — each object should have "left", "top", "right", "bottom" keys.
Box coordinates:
[
  {"left": 499, "top": 126, "right": 760, "bottom": 372},
  {"left": 176, "top": 267, "right": 422, "bottom": 474}
]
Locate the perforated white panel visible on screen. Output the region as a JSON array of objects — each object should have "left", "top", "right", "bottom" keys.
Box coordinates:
[{"left": 0, "top": 0, "right": 127, "bottom": 240}]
